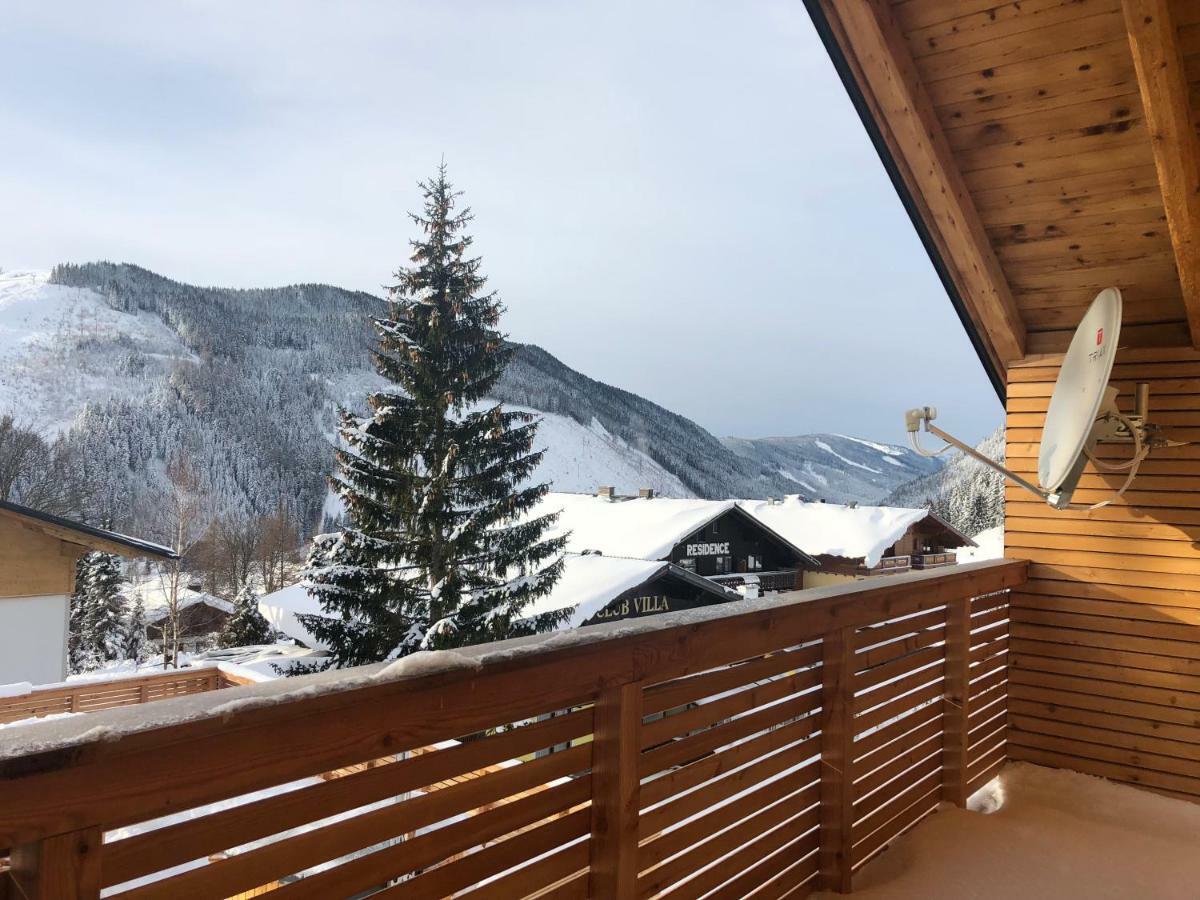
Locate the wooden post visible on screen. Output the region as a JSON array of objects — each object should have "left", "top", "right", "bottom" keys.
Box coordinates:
[
  {"left": 8, "top": 828, "right": 102, "bottom": 900},
  {"left": 942, "top": 594, "right": 972, "bottom": 806},
  {"left": 589, "top": 682, "right": 642, "bottom": 900},
  {"left": 818, "top": 626, "right": 854, "bottom": 893}
]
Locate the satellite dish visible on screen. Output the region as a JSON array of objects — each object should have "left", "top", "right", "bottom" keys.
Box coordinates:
[
  {"left": 904, "top": 287, "right": 1180, "bottom": 511},
  {"left": 1038, "top": 288, "right": 1121, "bottom": 497}
]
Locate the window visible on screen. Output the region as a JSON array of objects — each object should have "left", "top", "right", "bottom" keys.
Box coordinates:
[
  {"left": 679, "top": 557, "right": 696, "bottom": 571},
  {"left": 714, "top": 555, "right": 731, "bottom": 575},
  {"left": 711, "top": 519, "right": 720, "bottom": 536},
  {"left": 748, "top": 554, "right": 762, "bottom": 571}
]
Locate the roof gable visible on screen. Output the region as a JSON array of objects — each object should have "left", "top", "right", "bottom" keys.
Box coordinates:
[{"left": 0, "top": 501, "right": 175, "bottom": 560}]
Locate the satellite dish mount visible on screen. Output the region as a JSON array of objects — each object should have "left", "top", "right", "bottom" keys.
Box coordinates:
[{"left": 905, "top": 288, "right": 1183, "bottom": 511}]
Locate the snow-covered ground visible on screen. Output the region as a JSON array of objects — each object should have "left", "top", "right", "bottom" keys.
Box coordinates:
[
  {"left": 819, "top": 763, "right": 1200, "bottom": 899},
  {"left": 0, "top": 270, "right": 195, "bottom": 432}
]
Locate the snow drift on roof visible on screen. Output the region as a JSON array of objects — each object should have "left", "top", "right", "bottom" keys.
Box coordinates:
[
  {"left": 529, "top": 492, "right": 733, "bottom": 561},
  {"left": 738, "top": 496, "right": 928, "bottom": 568},
  {"left": 520, "top": 553, "right": 668, "bottom": 628},
  {"left": 258, "top": 583, "right": 331, "bottom": 651}
]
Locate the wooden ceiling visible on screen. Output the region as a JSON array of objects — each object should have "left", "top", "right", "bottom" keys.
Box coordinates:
[{"left": 807, "top": 0, "right": 1200, "bottom": 390}]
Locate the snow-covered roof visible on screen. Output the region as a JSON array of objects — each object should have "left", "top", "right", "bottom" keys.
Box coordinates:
[
  {"left": 143, "top": 592, "right": 234, "bottom": 623},
  {"left": 258, "top": 583, "right": 331, "bottom": 651},
  {"left": 521, "top": 554, "right": 671, "bottom": 628},
  {"left": 738, "top": 497, "right": 942, "bottom": 568},
  {"left": 530, "top": 492, "right": 737, "bottom": 560}
]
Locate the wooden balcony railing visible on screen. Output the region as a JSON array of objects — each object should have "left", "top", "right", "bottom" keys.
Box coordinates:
[
  {"left": 0, "top": 559, "right": 1024, "bottom": 899},
  {"left": 708, "top": 569, "right": 800, "bottom": 593},
  {"left": 0, "top": 668, "right": 223, "bottom": 726},
  {"left": 911, "top": 552, "right": 957, "bottom": 570},
  {"left": 858, "top": 554, "right": 912, "bottom": 576}
]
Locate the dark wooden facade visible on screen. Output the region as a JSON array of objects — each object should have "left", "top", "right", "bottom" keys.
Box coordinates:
[{"left": 663, "top": 507, "right": 813, "bottom": 580}]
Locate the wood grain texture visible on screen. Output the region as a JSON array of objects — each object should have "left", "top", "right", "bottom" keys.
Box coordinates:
[
  {"left": 590, "top": 683, "right": 640, "bottom": 900},
  {"left": 1123, "top": 0, "right": 1200, "bottom": 346},
  {"left": 1005, "top": 348, "right": 1200, "bottom": 799}
]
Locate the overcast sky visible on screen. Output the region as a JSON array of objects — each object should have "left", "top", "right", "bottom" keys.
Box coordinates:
[{"left": 2, "top": 0, "right": 1001, "bottom": 445}]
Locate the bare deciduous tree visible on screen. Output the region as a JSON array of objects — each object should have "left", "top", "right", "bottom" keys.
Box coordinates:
[
  {"left": 153, "top": 457, "right": 212, "bottom": 668},
  {"left": 0, "top": 416, "right": 75, "bottom": 514}
]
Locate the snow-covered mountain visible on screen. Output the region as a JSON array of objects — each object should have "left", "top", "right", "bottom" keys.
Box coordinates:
[
  {"left": 721, "top": 433, "right": 942, "bottom": 506},
  {"left": 0, "top": 263, "right": 941, "bottom": 540},
  {"left": 882, "top": 426, "right": 1004, "bottom": 536}
]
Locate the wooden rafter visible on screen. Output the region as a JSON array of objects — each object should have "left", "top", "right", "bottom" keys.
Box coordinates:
[
  {"left": 818, "top": 0, "right": 1027, "bottom": 367},
  {"left": 1122, "top": 0, "right": 1200, "bottom": 348}
]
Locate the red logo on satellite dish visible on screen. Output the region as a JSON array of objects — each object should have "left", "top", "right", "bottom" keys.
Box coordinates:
[{"left": 1096, "top": 327, "right": 1104, "bottom": 346}]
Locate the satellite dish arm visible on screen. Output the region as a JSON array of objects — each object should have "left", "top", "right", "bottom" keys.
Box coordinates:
[{"left": 906, "top": 407, "right": 1052, "bottom": 502}]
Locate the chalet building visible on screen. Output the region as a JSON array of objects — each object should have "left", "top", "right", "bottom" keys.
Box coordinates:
[
  {"left": 144, "top": 591, "right": 235, "bottom": 654},
  {"left": 529, "top": 489, "right": 820, "bottom": 595},
  {"left": 0, "top": 500, "right": 175, "bottom": 686},
  {"left": 739, "top": 496, "right": 975, "bottom": 586}
]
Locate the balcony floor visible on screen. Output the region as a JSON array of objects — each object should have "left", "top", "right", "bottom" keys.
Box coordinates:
[{"left": 817, "top": 763, "right": 1200, "bottom": 900}]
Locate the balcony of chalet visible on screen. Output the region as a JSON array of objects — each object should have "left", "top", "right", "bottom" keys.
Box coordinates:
[
  {"left": 2, "top": 556, "right": 1195, "bottom": 899},
  {"left": 0, "top": 560, "right": 1022, "bottom": 898}
]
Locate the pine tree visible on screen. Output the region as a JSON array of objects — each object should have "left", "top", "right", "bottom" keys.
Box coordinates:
[
  {"left": 70, "top": 552, "right": 129, "bottom": 671},
  {"left": 300, "top": 164, "right": 567, "bottom": 667},
  {"left": 67, "top": 555, "right": 92, "bottom": 674},
  {"left": 124, "top": 595, "right": 148, "bottom": 663},
  {"left": 219, "top": 584, "right": 273, "bottom": 648}
]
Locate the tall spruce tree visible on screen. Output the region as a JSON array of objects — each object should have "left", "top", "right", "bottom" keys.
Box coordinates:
[
  {"left": 300, "top": 165, "right": 567, "bottom": 667},
  {"left": 70, "top": 552, "right": 129, "bottom": 671},
  {"left": 219, "top": 584, "right": 273, "bottom": 648}
]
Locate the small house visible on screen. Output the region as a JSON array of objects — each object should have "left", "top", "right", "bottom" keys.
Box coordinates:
[
  {"left": 144, "top": 590, "right": 234, "bottom": 654},
  {"left": 0, "top": 500, "right": 175, "bottom": 686}
]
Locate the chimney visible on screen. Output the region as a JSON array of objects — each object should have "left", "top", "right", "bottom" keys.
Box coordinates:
[
  {"left": 638, "top": 487, "right": 655, "bottom": 499},
  {"left": 597, "top": 486, "right": 616, "bottom": 500},
  {"left": 766, "top": 496, "right": 777, "bottom": 506}
]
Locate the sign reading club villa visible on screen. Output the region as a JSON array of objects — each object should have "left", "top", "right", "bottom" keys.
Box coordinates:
[
  {"left": 684, "top": 541, "right": 730, "bottom": 557},
  {"left": 591, "top": 595, "right": 673, "bottom": 620}
]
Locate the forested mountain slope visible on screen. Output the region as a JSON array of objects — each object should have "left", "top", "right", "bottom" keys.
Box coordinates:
[
  {"left": 882, "top": 426, "right": 1005, "bottom": 536},
  {"left": 0, "top": 263, "right": 941, "bottom": 542},
  {"left": 721, "top": 433, "right": 941, "bottom": 505}
]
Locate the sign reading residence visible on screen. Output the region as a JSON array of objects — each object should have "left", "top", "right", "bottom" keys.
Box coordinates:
[{"left": 684, "top": 541, "right": 730, "bottom": 557}]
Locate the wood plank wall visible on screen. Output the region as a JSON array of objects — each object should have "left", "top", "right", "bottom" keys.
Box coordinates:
[{"left": 1005, "top": 347, "right": 1200, "bottom": 801}]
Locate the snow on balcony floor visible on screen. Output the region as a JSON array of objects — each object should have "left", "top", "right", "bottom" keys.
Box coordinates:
[{"left": 815, "top": 763, "right": 1200, "bottom": 900}]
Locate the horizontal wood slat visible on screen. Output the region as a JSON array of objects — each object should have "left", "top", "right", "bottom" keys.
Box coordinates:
[{"left": 1006, "top": 348, "right": 1200, "bottom": 802}]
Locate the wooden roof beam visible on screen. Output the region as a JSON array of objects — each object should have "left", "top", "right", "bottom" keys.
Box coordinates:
[
  {"left": 1123, "top": 0, "right": 1200, "bottom": 348},
  {"left": 818, "top": 0, "right": 1027, "bottom": 367}
]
